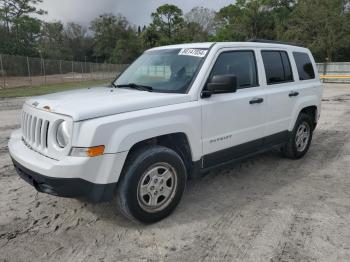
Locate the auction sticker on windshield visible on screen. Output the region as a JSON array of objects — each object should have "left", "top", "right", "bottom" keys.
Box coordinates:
[{"left": 179, "top": 48, "right": 208, "bottom": 57}]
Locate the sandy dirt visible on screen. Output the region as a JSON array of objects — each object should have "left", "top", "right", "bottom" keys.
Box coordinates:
[{"left": 0, "top": 84, "right": 350, "bottom": 262}]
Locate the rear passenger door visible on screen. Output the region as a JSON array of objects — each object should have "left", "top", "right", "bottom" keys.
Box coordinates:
[{"left": 260, "top": 50, "right": 298, "bottom": 143}]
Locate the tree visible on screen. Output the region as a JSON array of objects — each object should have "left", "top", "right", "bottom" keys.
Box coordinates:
[
  {"left": 1, "top": 0, "right": 350, "bottom": 63},
  {"left": 185, "top": 7, "right": 216, "bottom": 35},
  {"left": 216, "top": 0, "right": 275, "bottom": 41},
  {"left": 141, "top": 24, "right": 160, "bottom": 48},
  {"left": 263, "top": 0, "right": 296, "bottom": 40},
  {"left": 150, "top": 4, "right": 184, "bottom": 44},
  {"left": 114, "top": 27, "right": 142, "bottom": 63},
  {"left": 63, "top": 22, "right": 93, "bottom": 60},
  {"left": 1, "top": 15, "right": 41, "bottom": 56},
  {"left": 39, "top": 21, "right": 65, "bottom": 58},
  {"left": 214, "top": 4, "right": 247, "bottom": 41},
  {"left": 285, "top": 0, "right": 350, "bottom": 61},
  {"left": 0, "top": 0, "right": 46, "bottom": 31},
  {"left": 0, "top": 0, "right": 46, "bottom": 56},
  {"left": 178, "top": 22, "right": 209, "bottom": 43},
  {"left": 90, "top": 14, "right": 131, "bottom": 62}
]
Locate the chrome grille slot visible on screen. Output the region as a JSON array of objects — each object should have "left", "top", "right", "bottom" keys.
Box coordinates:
[
  {"left": 41, "top": 120, "right": 48, "bottom": 149},
  {"left": 27, "top": 115, "right": 32, "bottom": 142},
  {"left": 21, "top": 103, "right": 72, "bottom": 160},
  {"left": 44, "top": 121, "right": 49, "bottom": 148},
  {"left": 31, "top": 117, "right": 37, "bottom": 143},
  {"left": 22, "top": 112, "right": 50, "bottom": 150},
  {"left": 35, "top": 118, "right": 43, "bottom": 147},
  {"left": 25, "top": 113, "right": 29, "bottom": 138},
  {"left": 36, "top": 119, "right": 42, "bottom": 147},
  {"left": 23, "top": 112, "right": 27, "bottom": 138}
]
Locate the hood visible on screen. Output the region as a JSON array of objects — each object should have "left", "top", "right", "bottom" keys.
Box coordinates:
[{"left": 25, "top": 86, "right": 191, "bottom": 121}]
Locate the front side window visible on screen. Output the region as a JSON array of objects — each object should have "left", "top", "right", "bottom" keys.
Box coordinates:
[
  {"left": 209, "top": 51, "right": 258, "bottom": 89},
  {"left": 262, "top": 50, "right": 293, "bottom": 85},
  {"left": 115, "top": 48, "right": 208, "bottom": 93},
  {"left": 293, "top": 52, "right": 315, "bottom": 80}
]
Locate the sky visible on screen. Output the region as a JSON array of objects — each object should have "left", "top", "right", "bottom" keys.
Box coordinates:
[{"left": 38, "top": 0, "right": 234, "bottom": 27}]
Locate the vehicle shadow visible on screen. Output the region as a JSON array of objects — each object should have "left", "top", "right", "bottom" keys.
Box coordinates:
[{"left": 85, "top": 127, "right": 348, "bottom": 229}]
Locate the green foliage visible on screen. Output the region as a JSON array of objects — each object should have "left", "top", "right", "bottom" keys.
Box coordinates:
[
  {"left": 141, "top": 24, "right": 160, "bottom": 48},
  {"left": 39, "top": 21, "right": 65, "bottom": 58},
  {"left": 284, "top": 0, "right": 350, "bottom": 61},
  {"left": 113, "top": 27, "right": 142, "bottom": 64},
  {"left": 0, "top": 1, "right": 350, "bottom": 63},
  {"left": 90, "top": 13, "right": 141, "bottom": 63},
  {"left": 0, "top": 0, "right": 46, "bottom": 29},
  {"left": 0, "top": 0, "right": 46, "bottom": 56},
  {"left": 185, "top": 7, "right": 216, "bottom": 34},
  {"left": 39, "top": 22, "right": 94, "bottom": 61},
  {"left": 63, "top": 22, "right": 92, "bottom": 60},
  {"left": 179, "top": 22, "right": 209, "bottom": 43},
  {"left": 90, "top": 14, "right": 129, "bottom": 62},
  {"left": 214, "top": 0, "right": 277, "bottom": 41},
  {"left": 150, "top": 4, "right": 184, "bottom": 45},
  {"left": 213, "top": 0, "right": 350, "bottom": 61}
]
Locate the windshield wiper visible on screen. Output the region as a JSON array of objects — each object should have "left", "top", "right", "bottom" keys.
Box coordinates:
[
  {"left": 111, "top": 81, "right": 117, "bottom": 88},
  {"left": 116, "top": 83, "right": 153, "bottom": 92}
]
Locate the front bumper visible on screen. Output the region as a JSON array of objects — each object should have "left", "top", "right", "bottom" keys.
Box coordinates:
[
  {"left": 12, "top": 158, "right": 115, "bottom": 202},
  {"left": 8, "top": 129, "right": 128, "bottom": 202}
]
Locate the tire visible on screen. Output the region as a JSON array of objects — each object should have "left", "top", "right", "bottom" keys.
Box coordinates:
[
  {"left": 116, "top": 145, "right": 187, "bottom": 224},
  {"left": 282, "top": 113, "right": 314, "bottom": 159}
]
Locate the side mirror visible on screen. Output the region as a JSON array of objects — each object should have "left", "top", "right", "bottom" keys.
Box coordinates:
[{"left": 202, "top": 74, "right": 238, "bottom": 98}]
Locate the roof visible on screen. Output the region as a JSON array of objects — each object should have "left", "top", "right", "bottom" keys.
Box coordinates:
[
  {"left": 148, "top": 41, "right": 309, "bottom": 52},
  {"left": 149, "top": 42, "right": 214, "bottom": 51},
  {"left": 248, "top": 39, "right": 303, "bottom": 47}
]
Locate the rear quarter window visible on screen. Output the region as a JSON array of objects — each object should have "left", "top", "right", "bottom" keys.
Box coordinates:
[{"left": 293, "top": 52, "right": 315, "bottom": 80}]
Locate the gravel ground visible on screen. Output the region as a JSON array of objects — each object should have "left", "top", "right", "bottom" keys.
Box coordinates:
[{"left": 0, "top": 84, "right": 350, "bottom": 262}]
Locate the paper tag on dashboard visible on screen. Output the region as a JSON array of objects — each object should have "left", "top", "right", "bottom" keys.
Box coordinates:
[{"left": 178, "top": 48, "right": 208, "bottom": 57}]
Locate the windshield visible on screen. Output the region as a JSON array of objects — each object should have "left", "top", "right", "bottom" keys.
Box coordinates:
[{"left": 114, "top": 48, "right": 208, "bottom": 93}]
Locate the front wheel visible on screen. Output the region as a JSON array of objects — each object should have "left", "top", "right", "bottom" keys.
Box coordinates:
[
  {"left": 116, "top": 145, "right": 187, "bottom": 223},
  {"left": 282, "top": 113, "right": 314, "bottom": 159}
]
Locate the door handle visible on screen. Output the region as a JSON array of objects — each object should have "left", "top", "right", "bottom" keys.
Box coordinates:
[
  {"left": 249, "top": 98, "right": 264, "bottom": 104},
  {"left": 289, "top": 91, "right": 299, "bottom": 97}
]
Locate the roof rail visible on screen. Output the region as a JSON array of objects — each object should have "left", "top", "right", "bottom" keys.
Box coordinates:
[{"left": 248, "top": 39, "right": 304, "bottom": 47}]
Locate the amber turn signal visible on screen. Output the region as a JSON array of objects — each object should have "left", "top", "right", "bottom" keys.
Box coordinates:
[
  {"left": 70, "top": 145, "right": 105, "bottom": 157},
  {"left": 87, "top": 146, "right": 105, "bottom": 157}
]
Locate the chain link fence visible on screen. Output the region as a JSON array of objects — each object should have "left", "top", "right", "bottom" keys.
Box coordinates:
[
  {"left": 0, "top": 54, "right": 128, "bottom": 88},
  {"left": 2, "top": 54, "right": 349, "bottom": 88}
]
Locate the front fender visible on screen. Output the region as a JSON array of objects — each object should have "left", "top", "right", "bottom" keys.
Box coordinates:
[
  {"left": 72, "top": 103, "right": 202, "bottom": 161},
  {"left": 109, "top": 114, "right": 201, "bottom": 160}
]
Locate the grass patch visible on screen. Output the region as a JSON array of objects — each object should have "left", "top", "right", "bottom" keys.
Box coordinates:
[{"left": 0, "top": 80, "right": 110, "bottom": 98}]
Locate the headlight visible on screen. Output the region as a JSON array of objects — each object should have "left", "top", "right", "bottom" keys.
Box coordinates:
[{"left": 56, "top": 121, "right": 70, "bottom": 148}]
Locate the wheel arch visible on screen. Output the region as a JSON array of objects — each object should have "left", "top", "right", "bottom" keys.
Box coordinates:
[
  {"left": 289, "top": 96, "right": 320, "bottom": 131},
  {"left": 300, "top": 106, "right": 318, "bottom": 128},
  {"left": 123, "top": 133, "right": 195, "bottom": 175}
]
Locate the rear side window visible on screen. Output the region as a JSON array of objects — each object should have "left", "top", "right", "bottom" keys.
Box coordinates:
[
  {"left": 293, "top": 52, "right": 315, "bottom": 80},
  {"left": 261, "top": 51, "right": 293, "bottom": 85},
  {"left": 210, "top": 51, "right": 258, "bottom": 89}
]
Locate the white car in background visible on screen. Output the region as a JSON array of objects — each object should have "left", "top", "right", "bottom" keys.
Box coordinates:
[{"left": 8, "top": 40, "right": 322, "bottom": 223}]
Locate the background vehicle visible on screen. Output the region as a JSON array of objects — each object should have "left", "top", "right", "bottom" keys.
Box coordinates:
[{"left": 8, "top": 41, "right": 322, "bottom": 223}]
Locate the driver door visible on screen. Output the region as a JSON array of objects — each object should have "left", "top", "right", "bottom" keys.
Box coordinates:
[{"left": 200, "top": 49, "right": 267, "bottom": 168}]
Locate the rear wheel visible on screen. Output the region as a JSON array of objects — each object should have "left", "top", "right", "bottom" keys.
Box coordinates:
[
  {"left": 282, "top": 113, "right": 314, "bottom": 159},
  {"left": 116, "top": 145, "right": 187, "bottom": 223}
]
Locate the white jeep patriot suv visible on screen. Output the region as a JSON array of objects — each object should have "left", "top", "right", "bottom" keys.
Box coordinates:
[{"left": 9, "top": 41, "right": 322, "bottom": 223}]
